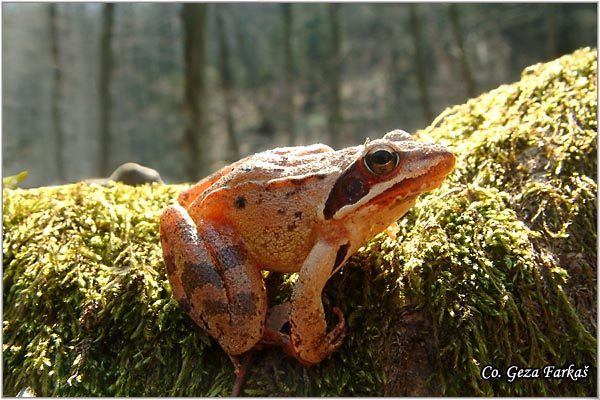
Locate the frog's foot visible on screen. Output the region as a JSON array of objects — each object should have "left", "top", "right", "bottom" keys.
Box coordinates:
[
  {"left": 227, "top": 353, "right": 243, "bottom": 377},
  {"left": 259, "top": 303, "right": 347, "bottom": 365},
  {"left": 289, "top": 305, "right": 348, "bottom": 365},
  {"left": 259, "top": 328, "right": 296, "bottom": 357},
  {"left": 272, "top": 305, "right": 348, "bottom": 365},
  {"left": 326, "top": 306, "right": 347, "bottom": 350},
  {"left": 230, "top": 350, "right": 255, "bottom": 397},
  {"left": 257, "top": 303, "right": 296, "bottom": 357}
]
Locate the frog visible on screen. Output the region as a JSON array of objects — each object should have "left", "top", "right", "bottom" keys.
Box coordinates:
[{"left": 160, "top": 129, "right": 455, "bottom": 370}]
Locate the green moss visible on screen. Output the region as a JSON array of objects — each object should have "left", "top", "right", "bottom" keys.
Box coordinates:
[
  {"left": 3, "top": 48, "right": 597, "bottom": 396},
  {"left": 400, "top": 47, "right": 597, "bottom": 395},
  {"left": 3, "top": 182, "right": 233, "bottom": 396}
]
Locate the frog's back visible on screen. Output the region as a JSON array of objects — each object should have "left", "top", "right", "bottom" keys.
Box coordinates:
[
  {"left": 218, "top": 144, "right": 337, "bottom": 186},
  {"left": 196, "top": 144, "right": 362, "bottom": 196},
  {"left": 177, "top": 144, "right": 332, "bottom": 206},
  {"left": 184, "top": 145, "right": 361, "bottom": 272}
]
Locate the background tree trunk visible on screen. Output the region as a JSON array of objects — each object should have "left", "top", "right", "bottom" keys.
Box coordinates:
[
  {"left": 448, "top": 4, "right": 476, "bottom": 98},
  {"left": 230, "top": 9, "right": 275, "bottom": 148},
  {"left": 408, "top": 4, "right": 433, "bottom": 122},
  {"left": 182, "top": 4, "right": 209, "bottom": 180},
  {"left": 48, "top": 4, "right": 65, "bottom": 181},
  {"left": 98, "top": 3, "right": 114, "bottom": 176},
  {"left": 545, "top": 4, "right": 559, "bottom": 60},
  {"left": 281, "top": 4, "right": 296, "bottom": 145},
  {"left": 380, "top": 7, "right": 409, "bottom": 123},
  {"left": 216, "top": 6, "right": 240, "bottom": 162},
  {"left": 326, "top": 3, "right": 342, "bottom": 147}
]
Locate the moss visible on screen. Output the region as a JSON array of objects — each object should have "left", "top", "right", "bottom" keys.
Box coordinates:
[
  {"left": 393, "top": 46, "right": 597, "bottom": 396},
  {"left": 2, "top": 182, "right": 241, "bottom": 396},
  {"left": 3, "top": 48, "right": 596, "bottom": 396}
]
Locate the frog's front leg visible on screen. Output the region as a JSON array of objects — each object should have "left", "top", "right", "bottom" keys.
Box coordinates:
[
  {"left": 288, "top": 240, "right": 348, "bottom": 365},
  {"left": 160, "top": 204, "right": 267, "bottom": 357}
]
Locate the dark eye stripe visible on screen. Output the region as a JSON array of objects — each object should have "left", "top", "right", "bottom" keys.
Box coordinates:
[{"left": 323, "top": 162, "right": 373, "bottom": 219}]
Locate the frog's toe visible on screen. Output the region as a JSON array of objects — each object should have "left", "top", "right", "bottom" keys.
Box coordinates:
[{"left": 326, "top": 306, "right": 347, "bottom": 349}]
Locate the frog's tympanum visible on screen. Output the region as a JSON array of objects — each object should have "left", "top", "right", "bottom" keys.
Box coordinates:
[{"left": 160, "top": 130, "right": 455, "bottom": 369}]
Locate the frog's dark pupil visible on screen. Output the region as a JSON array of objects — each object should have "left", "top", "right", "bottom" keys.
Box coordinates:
[
  {"left": 371, "top": 149, "right": 393, "bottom": 165},
  {"left": 364, "top": 145, "right": 399, "bottom": 176}
]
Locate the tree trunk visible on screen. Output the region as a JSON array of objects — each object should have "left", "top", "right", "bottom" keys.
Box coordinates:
[
  {"left": 281, "top": 4, "right": 296, "bottom": 145},
  {"left": 326, "top": 4, "right": 342, "bottom": 147},
  {"left": 182, "top": 4, "right": 209, "bottom": 180},
  {"left": 229, "top": 8, "right": 276, "bottom": 148},
  {"left": 98, "top": 3, "right": 114, "bottom": 176},
  {"left": 448, "top": 4, "right": 476, "bottom": 98},
  {"left": 216, "top": 6, "right": 240, "bottom": 162},
  {"left": 545, "top": 4, "right": 559, "bottom": 59},
  {"left": 48, "top": 4, "right": 65, "bottom": 182},
  {"left": 408, "top": 4, "right": 434, "bottom": 122},
  {"left": 379, "top": 6, "right": 409, "bottom": 123}
]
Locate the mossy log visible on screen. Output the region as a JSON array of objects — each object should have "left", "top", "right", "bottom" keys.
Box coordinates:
[{"left": 3, "top": 48, "right": 596, "bottom": 396}]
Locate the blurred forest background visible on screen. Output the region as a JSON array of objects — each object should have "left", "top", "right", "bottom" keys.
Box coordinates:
[{"left": 2, "top": 3, "right": 597, "bottom": 187}]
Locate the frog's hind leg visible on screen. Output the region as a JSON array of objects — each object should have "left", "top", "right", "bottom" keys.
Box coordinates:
[
  {"left": 161, "top": 205, "right": 207, "bottom": 329},
  {"left": 160, "top": 204, "right": 267, "bottom": 356}
]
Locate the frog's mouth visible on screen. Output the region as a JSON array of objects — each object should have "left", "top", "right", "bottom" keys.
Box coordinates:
[{"left": 371, "top": 155, "right": 455, "bottom": 208}]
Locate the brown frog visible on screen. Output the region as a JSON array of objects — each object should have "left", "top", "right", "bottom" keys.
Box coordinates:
[{"left": 160, "top": 129, "right": 455, "bottom": 369}]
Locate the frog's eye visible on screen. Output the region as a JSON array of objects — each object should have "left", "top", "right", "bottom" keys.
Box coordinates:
[{"left": 363, "top": 145, "right": 400, "bottom": 176}]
